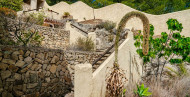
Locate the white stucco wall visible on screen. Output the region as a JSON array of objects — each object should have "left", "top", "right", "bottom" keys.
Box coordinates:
[
  {"left": 43, "top": 1, "right": 190, "bottom": 37},
  {"left": 91, "top": 32, "right": 143, "bottom": 97},
  {"left": 65, "top": 22, "right": 87, "bottom": 45}
]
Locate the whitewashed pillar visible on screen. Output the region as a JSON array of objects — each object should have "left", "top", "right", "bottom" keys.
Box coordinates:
[
  {"left": 88, "top": 32, "right": 96, "bottom": 51},
  {"left": 74, "top": 63, "right": 93, "bottom": 97},
  {"left": 30, "top": 0, "right": 37, "bottom": 10}
]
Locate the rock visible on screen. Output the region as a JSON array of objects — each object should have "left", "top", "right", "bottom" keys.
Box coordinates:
[
  {"left": 2, "top": 59, "right": 15, "bottom": 65},
  {"left": 0, "top": 63, "right": 8, "bottom": 70},
  {"left": 22, "top": 84, "right": 27, "bottom": 92},
  {"left": 8, "top": 65, "right": 19, "bottom": 73},
  {"left": 14, "top": 73, "right": 22, "bottom": 80},
  {"left": 2, "top": 91, "right": 13, "bottom": 97},
  {"left": 31, "top": 64, "right": 38, "bottom": 70},
  {"left": 45, "top": 77, "right": 50, "bottom": 82},
  {"left": 4, "top": 51, "right": 11, "bottom": 58},
  {"left": 60, "top": 71, "right": 64, "bottom": 76},
  {"left": 34, "top": 58, "right": 44, "bottom": 64},
  {"left": 42, "top": 83, "right": 48, "bottom": 87},
  {"left": 13, "top": 90, "right": 24, "bottom": 97},
  {"left": 57, "top": 65, "right": 62, "bottom": 72},
  {"left": 64, "top": 75, "right": 71, "bottom": 83},
  {"left": 27, "top": 83, "right": 38, "bottom": 89},
  {"left": 13, "top": 85, "right": 22, "bottom": 90},
  {"left": 0, "top": 80, "right": 2, "bottom": 88},
  {"left": 42, "top": 64, "right": 47, "bottom": 70},
  {"left": 35, "top": 64, "right": 42, "bottom": 71},
  {"left": 24, "top": 51, "right": 30, "bottom": 57},
  {"left": 6, "top": 78, "right": 15, "bottom": 82},
  {"left": 51, "top": 56, "right": 59, "bottom": 63},
  {"left": 50, "top": 65, "right": 57, "bottom": 73},
  {"left": 11, "top": 51, "right": 20, "bottom": 60},
  {"left": 30, "top": 52, "right": 35, "bottom": 58},
  {"left": 20, "top": 67, "right": 28, "bottom": 73},
  {"left": 38, "top": 72, "right": 45, "bottom": 79},
  {"left": 18, "top": 55, "right": 23, "bottom": 60},
  {"left": 0, "top": 52, "right": 2, "bottom": 56},
  {"left": 46, "top": 65, "right": 51, "bottom": 70},
  {"left": 36, "top": 53, "right": 44, "bottom": 60},
  {"left": 45, "top": 71, "right": 50, "bottom": 76},
  {"left": 1, "top": 70, "right": 11, "bottom": 80},
  {"left": 19, "top": 50, "right": 24, "bottom": 55},
  {"left": 30, "top": 73, "right": 37, "bottom": 83},
  {"left": 15, "top": 60, "right": 25, "bottom": 67},
  {"left": 24, "top": 57, "right": 32, "bottom": 64}
]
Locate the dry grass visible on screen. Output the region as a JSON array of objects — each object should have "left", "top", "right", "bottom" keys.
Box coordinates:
[{"left": 124, "top": 76, "right": 190, "bottom": 97}]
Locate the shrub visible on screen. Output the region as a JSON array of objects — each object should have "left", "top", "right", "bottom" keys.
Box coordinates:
[
  {"left": 0, "top": 7, "right": 17, "bottom": 18},
  {"left": 63, "top": 12, "right": 70, "bottom": 16},
  {"left": 0, "top": 8, "right": 17, "bottom": 45},
  {"left": 0, "top": 0, "right": 23, "bottom": 11},
  {"left": 25, "top": 12, "right": 46, "bottom": 25},
  {"left": 108, "top": 34, "right": 114, "bottom": 42},
  {"left": 134, "top": 83, "right": 152, "bottom": 97},
  {"left": 76, "top": 37, "right": 94, "bottom": 51},
  {"left": 98, "top": 20, "right": 116, "bottom": 31}
]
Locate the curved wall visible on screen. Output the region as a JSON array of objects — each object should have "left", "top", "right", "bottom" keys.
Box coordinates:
[{"left": 44, "top": 1, "right": 190, "bottom": 36}]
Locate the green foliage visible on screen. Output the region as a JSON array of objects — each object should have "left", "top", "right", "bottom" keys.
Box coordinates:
[
  {"left": 134, "top": 19, "right": 190, "bottom": 79},
  {"left": 76, "top": 37, "right": 95, "bottom": 51},
  {"left": 0, "top": 0, "right": 23, "bottom": 11},
  {"left": 63, "top": 12, "right": 70, "bottom": 16},
  {"left": 134, "top": 19, "right": 190, "bottom": 65},
  {"left": 27, "top": 12, "right": 46, "bottom": 25},
  {"left": 166, "top": 63, "right": 188, "bottom": 78},
  {"left": 134, "top": 83, "right": 152, "bottom": 97},
  {"left": 98, "top": 20, "right": 116, "bottom": 31},
  {"left": 167, "top": 18, "right": 183, "bottom": 32},
  {"left": 0, "top": 7, "right": 17, "bottom": 18},
  {"left": 16, "top": 29, "right": 44, "bottom": 46}
]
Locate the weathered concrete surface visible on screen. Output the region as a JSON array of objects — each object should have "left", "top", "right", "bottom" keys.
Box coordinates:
[
  {"left": 65, "top": 22, "right": 87, "bottom": 45},
  {"left": 74, "top": 63, "right": 93, "bottom": 97},
  {"left": 43, "top": 1, "right": 190, "bottom": 37},
  {"left": 92, "top": 32, "right": 143, "bottom": 97},
  {"left": 88, "top": 32, "right": 96, "bottom": 51}
]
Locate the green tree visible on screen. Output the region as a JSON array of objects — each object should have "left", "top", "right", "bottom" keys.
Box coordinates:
[{"left": 134, "top": 19, "right": 190, "bottom": 79}]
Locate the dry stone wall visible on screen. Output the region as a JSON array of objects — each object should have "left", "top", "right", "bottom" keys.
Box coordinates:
[
  {"left": 37, "top": 26, "right": 70, "bottom": 50},
  {"left": 65, "top": 51, "right": 102, "bottom": 82},
  {"left": 0, "top": 46, "right": 72, "bottom": 97},
  {"left": 0, "top": 46, "right": 102, "bottom": 97},
  {"left": 6, "top": 18, "right": 70, "bottom": 50}
]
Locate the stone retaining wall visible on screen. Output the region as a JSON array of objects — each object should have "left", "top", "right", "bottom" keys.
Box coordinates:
[
  {"left": 0, "top": 46, "right": 102, "bottom": 97},
  {"left": 65, "top": 50, "right": 102, "bottom": 82},
  {"left": 37, "top": 26, "right": 70, "bottom": 50},
  {"left": 6, "top": 18, "right": 70, "bottom": 50},
  {"left": 0, "top": 46, "right": 72, "bottom": 97}
]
